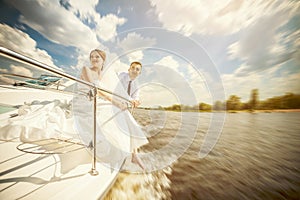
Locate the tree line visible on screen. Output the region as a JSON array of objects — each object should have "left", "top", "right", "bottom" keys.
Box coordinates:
[{"left": 151, "top": 89, "right": 300, "bottom": 112}]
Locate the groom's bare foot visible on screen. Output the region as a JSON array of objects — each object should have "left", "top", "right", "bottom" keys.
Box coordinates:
[{"left": 131, "top": 153, "right": 145, "bottom": 171}]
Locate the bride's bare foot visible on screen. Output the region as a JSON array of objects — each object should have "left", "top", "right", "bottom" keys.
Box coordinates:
[{"left": 131, "top": 153, "right": 145, "bottom": 171}]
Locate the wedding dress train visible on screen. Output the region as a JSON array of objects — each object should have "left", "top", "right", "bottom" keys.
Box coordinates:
[{"left": 0, "top": 68, "right": 148, "bottom": 170}]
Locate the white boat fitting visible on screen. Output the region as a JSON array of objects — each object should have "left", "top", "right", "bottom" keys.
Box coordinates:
[{"left": 0, "top": 47, "right": 126, "bottom": 200}]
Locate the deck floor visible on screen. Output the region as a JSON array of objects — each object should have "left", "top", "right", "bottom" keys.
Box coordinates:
[{"left": 0, "top": 140, "right": 118, "bottom": 200}]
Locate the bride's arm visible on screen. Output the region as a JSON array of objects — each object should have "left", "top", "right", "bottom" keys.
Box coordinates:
[
  {"left": 80, "top": 66, "right": 94, "bottom": 83},
  {"left": 80, "top": 67, "right": 127, "bottom": 110},
  {"left": 98, "top": 91, "right": 127, "bottom": 110}
]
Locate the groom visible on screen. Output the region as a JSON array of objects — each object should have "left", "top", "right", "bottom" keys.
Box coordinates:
[{"left": 118, "top": 61, "right": 142, "bottom": 108}]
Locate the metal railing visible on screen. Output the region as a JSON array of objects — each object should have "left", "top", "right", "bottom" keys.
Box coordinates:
[{"left": 0, "top": 46, "right": 132, "bottom": 175}]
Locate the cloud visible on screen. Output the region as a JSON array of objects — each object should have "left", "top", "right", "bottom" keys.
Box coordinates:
[
  {"left": 0, "top": 23, "right": 55, "bottom": 67},
  {"left": 140, "top": 83, "right": 180, "bottom": 107},
  {"left": 7, "top": 0, "right": 99, "bottom": 53},
  {"left": 222, "top": 70, "right": 262, "bottom": 101},
  {"left": 118, "top": 32, "right": 156, "bottom": 51},
  {"left": 154, "top": 55, "right": 179, "bottom": 71},
  {"left": 150, "top": 0, "right": 298, "bottom": 36},
  {"left": 227, "top": 5, "right": 300, "bottom": 75},
  {"left": 118, "top": 32, "right": 156, "bottom": 63},
  {"left": 6, "top": 0, "right": 128, "bottom": 71},
  {"left": 108, "top": 59, "right": 129, "bottom": 73},
  {"left": 150, "top": 0, "right": 299, "bottom": 99},
  {"left": 66, "top": 0, "right": 127, "bottom": 41},
  {"left": 67, "top": 0, "right": 99, "bottom": 21},
  {"left": 127, "top": 50, "right": 144, "bottom": 63},
  {"left": 222, "top": 65, "right": 300, "bottom": 101},
  {"left": 96, "top": 14, "right": 127, "bottom": 41},
  {"left": 137, "top": 57, "right": 207, "bottom": 106},
  {"left": 151, "top": 57, "right": 212, "bottom": 104},
  {"left": 186, "top": 64, "right": 212, "bottom": 103}
]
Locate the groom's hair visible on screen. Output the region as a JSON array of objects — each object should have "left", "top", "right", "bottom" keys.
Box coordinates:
[{"left": 130, "top": 61, "right": 142, "bottom": 68}]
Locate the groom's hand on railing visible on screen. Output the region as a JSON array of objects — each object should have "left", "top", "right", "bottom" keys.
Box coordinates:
[{"left": 131, "top": 100, "right": 140, "bottom": 108}]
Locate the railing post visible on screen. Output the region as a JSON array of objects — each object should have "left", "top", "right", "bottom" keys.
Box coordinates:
[
  {"left": 89, "top": 87, "right": 99, "bottom": 176},
  {"left": 0, "top": 47, "right": 135, "bottom": 175}
]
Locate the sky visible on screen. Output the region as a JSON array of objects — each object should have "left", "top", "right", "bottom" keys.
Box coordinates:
[{"left": 0, "top": 0, "right": 299, "bottom": 107}]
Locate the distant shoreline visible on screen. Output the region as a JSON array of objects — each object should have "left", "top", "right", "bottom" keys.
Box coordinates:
[
  {"left": 225, "top": 109, "right": 300, "bottom": 113},
  {"left": 139, "top": 108, "right": 300, "bottom": 113}
]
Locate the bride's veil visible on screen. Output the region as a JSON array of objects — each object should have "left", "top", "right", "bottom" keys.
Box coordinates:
[
  {"left": 72, "top": 65, "right": 133, "bottom": 168},
  {"left": 100, "top": 65, "right": 130, "bottom": 104}
]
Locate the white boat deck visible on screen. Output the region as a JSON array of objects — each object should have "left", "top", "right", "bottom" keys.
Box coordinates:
[
  {"left": 0, "top": 85, "right": 119, "bottom": 200},
  {"left": 0, "top": 140, "right": 118, "bottom": 200}
]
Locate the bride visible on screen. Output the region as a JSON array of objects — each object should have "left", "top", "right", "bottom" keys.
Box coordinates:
[
  {"left": 72, "top": 49, "right": 148, "bottom": 170},
  {"left": 0, "top": 49, "right": 148, "bottom": 171}
]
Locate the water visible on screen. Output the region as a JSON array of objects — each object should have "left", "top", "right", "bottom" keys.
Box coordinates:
[{"left": 104, "top": 111, "right": 300, "bottom": 200}]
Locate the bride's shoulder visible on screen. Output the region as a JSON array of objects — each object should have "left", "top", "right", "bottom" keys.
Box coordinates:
[
  {"left": 81, "top": 66, "right": 90, "bottom": 71},
  {"left": 81, "top": 66, "right": 94, "bottom": 76}
]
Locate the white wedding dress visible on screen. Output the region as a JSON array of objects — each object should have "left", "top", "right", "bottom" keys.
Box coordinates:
[
  {"left": 0, "top": 68, "right": 148, "bottom": 170},
  {"left": 0, "top": 99, "right": 75, "bottom": 142},
  {"left": 73, "top": 68, "right": 149, "bottom": 169}
]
